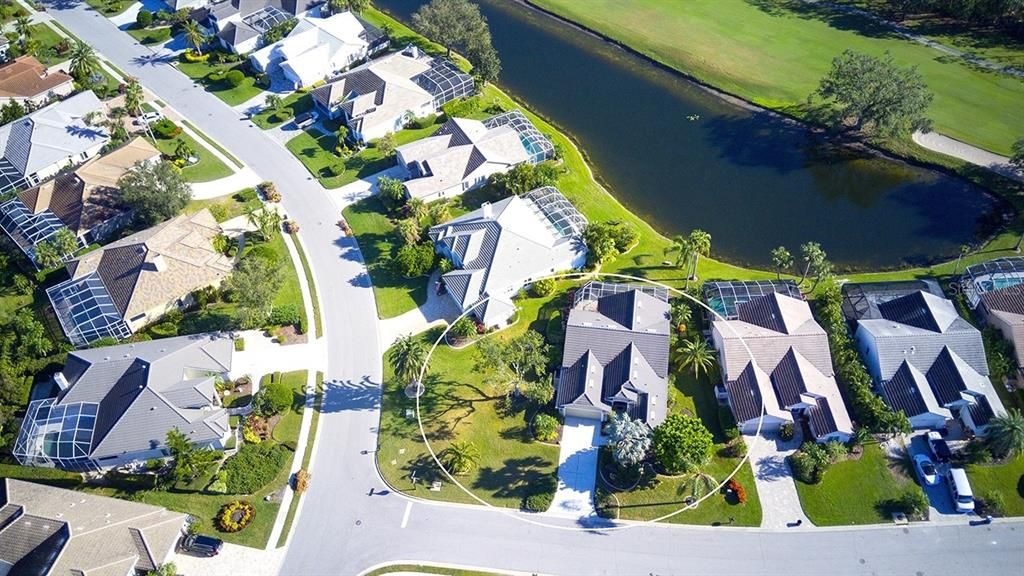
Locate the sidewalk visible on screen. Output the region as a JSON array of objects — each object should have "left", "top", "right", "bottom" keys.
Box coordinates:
[
  {"left": 744, "top": 432, "right": 813, "bottom": 529},
  {"left": 913, "top": 131, "right": 1024, "bottom": 183},
  {"left": 191, "top": 167, "right": 263, "bottom": 199}
]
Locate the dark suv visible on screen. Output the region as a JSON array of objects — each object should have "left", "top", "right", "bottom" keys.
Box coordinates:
[{"left": 180, "top": 534, "right": 224, "bottom": 557}]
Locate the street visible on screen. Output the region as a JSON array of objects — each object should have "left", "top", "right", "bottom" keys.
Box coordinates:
[{"left": 41, "top": 2, "right": 1024, "bottom": 574}]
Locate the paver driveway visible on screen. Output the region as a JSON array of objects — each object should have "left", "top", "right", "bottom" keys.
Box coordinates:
[{"left": 548, "top": 416, "right": 604, "bottom": 518}]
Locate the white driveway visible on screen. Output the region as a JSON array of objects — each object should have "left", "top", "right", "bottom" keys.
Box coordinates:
[
  {"left": 745, "top": 432, "right": 813, "bottom": 528},
  {"left": 547, "top": 416, "right": 604, "bottom": 518}
]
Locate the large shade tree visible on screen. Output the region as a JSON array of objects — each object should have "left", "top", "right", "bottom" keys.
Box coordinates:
[
  {"left": 69, "top": 41, "right": 101, "bottom": 84},
  {"left": 475, "top": 330, "right": 550, "bottom": 401},
  {"left": 226, "top": 256, "right": 283, "bottom": 329},
  {"left": 652, "top": 414, "right": 714, "bottom": 475},
  {"left": 166, "top": 427, "right": 219, "bottom": 483},
  {"left": 412, "top": 0, "right": 501, "bottom": 83},
  {"left": 118, "top": 161, "right": 191, "bottom": 226}
]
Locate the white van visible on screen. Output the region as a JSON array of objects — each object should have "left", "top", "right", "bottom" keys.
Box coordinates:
[{"left": 948, "top": 468, "right": 975, "bottom": 513}]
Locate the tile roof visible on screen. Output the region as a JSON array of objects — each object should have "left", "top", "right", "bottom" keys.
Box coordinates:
[
  {"left": 0, "top": 479, "right": 186, "bottom": 576},
  {"left": 980, "top": 286, "right": 1024, "bottom": 317},
  {"left": 881, "top": 361, "right": 931, "bottom": 417},
  {"left": 0, "top": 56, "right": 73, "bottom": 99}
]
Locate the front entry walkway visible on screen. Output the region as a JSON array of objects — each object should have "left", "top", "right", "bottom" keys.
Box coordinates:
[
  {"left": 744, "top": 432, "right": 813, "bottom": 528},
  {"left": 547, "top": 416, "right": 605, "bottom": 518}
]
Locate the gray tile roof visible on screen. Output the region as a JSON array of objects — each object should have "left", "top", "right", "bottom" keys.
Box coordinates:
[
  {"left": 881, "top": 361, "right": 930, "bottom": 417},
  {"left": 555, "top": 282, "right": 670, "bottom": 426},
  {"left": 0, "top": 479, "right": 185, "bottom": 576},
  {"left": 0, "top": 91, "right": 107, "bottom": 180}
]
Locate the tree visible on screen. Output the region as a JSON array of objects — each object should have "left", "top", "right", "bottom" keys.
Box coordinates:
[
  {"left": 1011, "top": 138, "right": 1024, "bottom": 171},
  {"left": 466, "top": 35, "right": 500, "bottom": 85},
  {"left": 475, "top": 330, "right": 550, "bottom": 400},
  {"left": 14, "top": 16, "right": 30, "bottom": 49},
  {"left": 488, "top": 162, "right": 558, "bottom": 197},
  {"left": 328, "top": 0, "right": 371, "bottom": 14},
  {"left": 584, "top": 220, "right": 637, "bottom": 267},
  {"left": 606, "top": 412, "right": 651, "bottom": 470},
  {"left": 10, "top": 309, "right": 53, "bottom": 358},
  {"left": 684, "top": 229, "right": 710, "bottom": 287},
  {"left": 182, "top": 19, "right": 207, "bottom": 55},
  {"left": 336, "top": 124, "right": 349, "bottom": 146},
  {"left": 394, "top": 243, "right": 435, "bottom": 277},
  {"left": 815, "top": 49, "right": 933, "bottom": 138},
  {"left": 174, "top": 139, "right": 194, "bottom": 163},
  {"left": 264, "top": 94, "right": 283, "bottom": 112},
  {"left": 253, "top": 381, "right": 293, "bottom": 416},
  {"left": 396, "top": 217, "right": 422, "bottom": 245},
  {"left": 444, "top": 440, "right": 480, "bottom": 474},
  {"left": 953, "top": 244, "right": 970, "bottom": 274},
  {"left": 247, "top": 208, "right": 282, "bottom": 242},
  {"left": 676, "top": 337, "right": 716, "bottom": 380},
  {"left": 427, "top": 202, "right": 451, "bottom": 226},
  {"left": 376, "top": 132, "right": 397, "bottom": 158},
  {"left": 531, "top": 277, "right": 556, "bottom": 297},
  {"left": 449, "top": 315, "right": 477, "bottom": 340},
  {"left": 389, "top": 333, "right": 427, "bottom": 384},
  {"left": 987, "top": 409, "right": 1024, "bottom": 460},
  {"left": 377, "top": 175, "right": 407, "bottom": 213},
  {"left": 34, "top": 228, "right": 79, "bottom": 269},
  {"left": 69, "top": 41, "right": 101, "bottom": 84},
  {"left": 770, "top": 246, "right": 793, "bottom": 280},
  {"left": 652, "top": 414, "right": 713, "bottom": 475},
  {"left": 406, "top": 198, "right": 428, "bottom": 223},
  {"left": 136, "top": 8, "right": 154, "bottom": 28},
  {"left": 226, "top": 256, "right": 283, "bottom": 328},
  {"left": 413, "top": 0, "right": 485, "bottom": 58},
  {"left": 671, "top": 299, "right": 692, "bottom": 329},
  {"left": 119, "top": 161, "right": 191, "bottom": 225},
  {"left": 124, "top": 77, "right": 144, "bottom": 116},
  {"left": 0, "top": 99, "right": 25, "bottom": 125},
  {"left": 797, "top": 242, "right": 829, "bottom": 288},
  {"left": 166, "top": 427, "right": 219, "bottom": 483}
]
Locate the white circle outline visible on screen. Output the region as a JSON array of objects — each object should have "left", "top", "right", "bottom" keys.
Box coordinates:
[{"left": 412, "top": 271, "right": 766, "bottom": 531}]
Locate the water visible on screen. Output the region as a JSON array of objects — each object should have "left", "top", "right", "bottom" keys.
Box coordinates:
[{"left": 376, "top": 0, "right": 998, "bottom": 269}]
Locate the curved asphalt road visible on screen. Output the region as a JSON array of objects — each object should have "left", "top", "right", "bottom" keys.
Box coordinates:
[{"left": 44, "top": 3, "right": 1024, "bottom": 574}]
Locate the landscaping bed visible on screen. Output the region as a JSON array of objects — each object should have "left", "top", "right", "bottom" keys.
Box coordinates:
[
  {"left": 146, "top": 121, "right": 232, "bottom": 183},
  {"left": 250, "top": 93, "right": 314, "bottom": 130}
]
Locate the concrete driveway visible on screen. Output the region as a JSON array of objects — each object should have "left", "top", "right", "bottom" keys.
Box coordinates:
[
  {"left": 547, "top": 416, "right": 604, "bottom": 518},
  {"left": 907, "top": 434, "right": 965, "bottom": 521},
  {"left": 745, "top": 432, "right": 812, "bottom": 528}
]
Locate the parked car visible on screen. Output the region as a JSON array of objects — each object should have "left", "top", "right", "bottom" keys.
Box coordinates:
[
  {"left": 947, "top": 468, "right": 975, "bottom": 513},
  {"left": 136, "top": 111, "right": 163, "bottom": 125},
  {"left": 180, "top": 534, "right": 223, "bottom": 557},
  {"left": 913, "top": 453, "right": 939, "bottom": 486},
  {"left": 927, "top": 431, "right": 951, "bottom": 463}
]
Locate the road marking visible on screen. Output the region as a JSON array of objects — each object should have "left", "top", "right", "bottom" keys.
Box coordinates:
[{"left": 400, "top": 501, "right": 413, "bottom": 528}]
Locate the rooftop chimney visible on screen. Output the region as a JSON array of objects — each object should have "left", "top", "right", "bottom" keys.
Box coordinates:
[
  {"left": 482, "top": 202, "right": 493, "bottom": 219},
  {"left": 54, "top": 371, "right": 70, "bottom": 391},
  {"left": 148, "top": 254, "right": 167, "bottom": 272}
]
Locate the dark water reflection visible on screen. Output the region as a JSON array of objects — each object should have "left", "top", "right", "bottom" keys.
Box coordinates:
[{"left": 376, "top": 0, "right": 998, "bottom": 269}]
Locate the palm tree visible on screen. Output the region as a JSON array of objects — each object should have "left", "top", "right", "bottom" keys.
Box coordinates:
[
  {"left": 14, "top": 16, "right": 31, "bottom": 49},
  {"left": 406, "top": 198, "right": 427, "bottom": 223},
  {"left": 182, "top": 20, "right": 206, "bottom": 55},
  {"left": 124, "top": 77, "right": 144, "bottom": 116},
  {"left": 389, "top": 333, "right": 427, "bottom": 384},
  {"left": 69, "top": 41, "right": 100, "bottom": 84},
  {"left": 247, "top": 208, "right": 282, "bottom": 242},
  {"left": 395, "top": 217, "right": 421, "bottom": 245},
  {"left": 770, "top": 246, "right": 793, "bottom": 280},
  {"left": 953, "top": 244, "right": 970, "bottom": 275},
  {"left": 686, "top": 229, "right": 711, "bottom": 285},
  {"left": 987, "top": 409, "right": 1024, "bottom": 460},
  {"left": 444, "top": 440, "right": 480, "bottom": 475},
  {"left": 668, "top": 234, "right": 690, "bottom": 267},
  {"left": 677, "top": 337, "right": 715, "bottom": 381},
  {"left": 671, "top": 299, "right": 692, "bottom": 333}
]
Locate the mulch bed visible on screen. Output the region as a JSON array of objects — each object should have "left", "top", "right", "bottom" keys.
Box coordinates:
[{"left": 275, "top": 325, "right": 307, "bottom": 345}]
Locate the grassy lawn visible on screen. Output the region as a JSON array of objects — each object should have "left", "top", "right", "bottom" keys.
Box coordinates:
[
  {"left": 268, "top": 370, "right": 308, "bottom": 445},
  {"left": 251, "top": 93, "right": 314, "bottom": 130},
  {"left": 531, "top": 0, "right": 1024, "bottom": 156},
  {"left": 276, "top": 372, "right": 323, "bottom": 548},
  {"left": 377, "top": 290, "right": 567, "bottom": 508},
  {"left": 968, "top": 456, "right": 1024, "bottom": 517},
  {"left": 341, "top": 197, "right": 428, "bottom": 319},
  {"left": 126, "top": 25, "right": 172, "bottom": 46},
  {"left": 28, "top": 24, "right": 68, "bottom": 67},
  {"left": 794, "top": 443, "right": 915, "bottom": 525},
  {"left": 176, "top": 59, "right": 263, "bottom": 107},
  {"left": 286, "top": 122, "right": 440, "bottom": 189},
  {"left": 85, "top": 0, "right": 134, "bottom": 16},
  {"left": 185, "top": 188, "right": 263, "bottom": 223},
  {"left": 0, "top": 4, "right": 27, "bottom": 25},
  {"left": 290, "top": 233, "right": 323, "bottom": 338},
  {"left": 0, "top": 462, "right": 85, "bottom": 489},
  {"left": 181, "top": 119, "right": 244, "bottom": 169},
  {"left": 148, "top": 131, "right": 233, "bottom": 183},
  {"left": 266, "top": 232, "right": 303, "bottom": 312}
]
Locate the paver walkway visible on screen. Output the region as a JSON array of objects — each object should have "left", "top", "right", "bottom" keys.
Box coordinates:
[
  {"left": 913, "top": 131, "right": 1024, "bottom": 183},
  {"left": 744, "top": 432, "right": 813, "bottom": 528},
  {"left": 547, "top": 417, "right": 604, "bottom": 518},
  {"left": 191, "top": 167, "right": 263, "bottom": 199}
]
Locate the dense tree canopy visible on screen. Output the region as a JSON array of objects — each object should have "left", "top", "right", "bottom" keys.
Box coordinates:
[
  {"left": 226, "top": 255, "right": 283, "bottom": 329},
  {"left": 412, "top": 0, "right": 501, "bottom": 83},
  {"left": 487, "top": 162, "right": 559, "bottom": 197},
  {"left": 652, "top": 414, "right": 713, "bottom": 475},
  {"left": 119, "top": 161, "right": 191, "bottom": 226},
  {"left": 475, "top": 330, "right": 550, "bottom": 400}
]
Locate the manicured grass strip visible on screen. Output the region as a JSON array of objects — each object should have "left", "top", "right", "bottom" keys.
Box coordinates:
[
  {"left": 186, "top": 188, "right": 262, "bottom": 223},
  {"left": 290, "top": 233, "right": 323, "bottom": 338},
  {"left": 147, "top": 132, "right": 232, "bottom": 183},
  {"left": 794, "top": 443, "right": 914, "bottom": 525},
  {"left": 250, "top": 93, "right": 314, "bottom": 130},
  {"left": 363, "top": 564, "right": 509, "bottom": 576},
  {"left": 531, "top": 0, "right": 1024, "bottom": 156},
  {"left": 181, "top": 119, "right": 244, "bottom": 168},
  {"left": 0, "top": 462, "right": 85, "bottom": 489},
  {"left": 967, "top": 456, "right": 1024, "bottom": 517},
  {"left": 265, "top": 233, "right": 303, "bottom": 311},
  {"left": 276, "top": 373, "right": 324, "bottom": 548}
]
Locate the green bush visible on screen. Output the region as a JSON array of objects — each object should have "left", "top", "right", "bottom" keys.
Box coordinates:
[
  {"left": 136, "top": 9, "right": 153, "bottom": 27},
  {"left": 234, "top": 338, "right": 245, "bottom": 352},
  {"left": 222, "top": 443, "right": 288, "bottom": 494},
  {"left": 533, "top": 413, "right": 559, "bottom": 442},
  {"left": 225, "top": 69, "right": 245, "bottom": 87},
  {"left": 207, "top": 470, "right": 228, "bottom": 494},
  {"left": 272, "top": 108, "right": 294, "bottom": 122},
  {"left": 523, "top": 490, "right": 553, "bottom": 512},
  {"left": 269, "top": 304, "right": 302, "bottom": 327},
  {"left": 254, "top": 381, "right": 293, "bottom": 416},
  {"left": 151, "top": 118, "right": 182, "bottom": 139},
  {"left": 393, "top": 243, "right": 435, "bottom": 278},
  {"left": 545, "top": 311, "right": 565, "bottom": 344},
  {"left": 531, "top": 277, "right": 556, "bottom": 297},
  {"left": 149, "top": 322, "right": 178, "bottom": 338},
  {"left": 407, "top": 113, "right": 437, "bottom": 129},
  {"left": 441, "top": 97, "right": 480, "bottom": 118},
  {"left": 981, "top": 490, "right": 1006, "bottom": 516}
]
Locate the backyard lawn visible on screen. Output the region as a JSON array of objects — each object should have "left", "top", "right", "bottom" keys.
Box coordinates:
[
  {"left": 794, "top": 443, "right": 915, "bottom": 525},
  {"left": 286, "top": 122, "right": 441, "bottom": 189},
  {"left": 532, "top": 0, "right": 1024, "bottom": 156},
  {"left": 126, "top": 25, "right": 172, "bottom": 46},
  {"left": 250, "top": 93, "right": 314, "bottom": 130},
  {"left": 147, "top": 130, "right": 233, "bottom": 183},
  {"left": 968, "top": 456, "right": 1024, "bottom": 517},
  {"left": 177, "top": 59, "right": 263, "bottom": 107},
  {"left": 377, "top": 289, "right": 568, "bottom": 509},
  {"left": 268, "top": 370, "right": 308, "bottom": 446}
]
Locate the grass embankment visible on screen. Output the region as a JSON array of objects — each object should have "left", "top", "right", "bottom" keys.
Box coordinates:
[
  {"left": 968, "top": 456, "right": 1024, "bottom": 517},
  {"left": 794, "top": 443, "right": 915, "bottom": 525},
  {"left": 290, "top": 233, "right": 323, "bottom": 338},
  {"left": 276, "top": 372, "right": 324, "bottom": 548},
  {"left": 377, "top": 290, "right": 565, "bottom": 509},
  {"left": 605, "top": 371, "right": 762, "bottom": 527},
  {"left": 531, "top": 0, "right": 1024, "bottom": 156}
]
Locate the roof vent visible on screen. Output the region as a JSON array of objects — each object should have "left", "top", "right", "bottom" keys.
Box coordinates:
[
  {"left": 148, "top": 254, "right": 168, "bottom": 272},
  {"left": 54, "top": 372, "right": 70, "bottom": 391}
]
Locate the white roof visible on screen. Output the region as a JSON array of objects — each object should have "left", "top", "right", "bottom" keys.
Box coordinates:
[
  {"left": 250, "top": 11, "right": 369, "bottom": 85},
  {"left": 0, "top": 90, "right": 107, "bottom": 177}
]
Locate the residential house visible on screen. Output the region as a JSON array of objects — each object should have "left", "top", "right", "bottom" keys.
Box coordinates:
[
  {"left": 0, "top": 90, "right": 108, "bottom": 195},
  {"left": 249, "top": 11, "right": 387, "bottom": 89},
  {"left": 0, "top": 137, "right": 160, "bottom": 266},
  {"left": 555, "top": 281, "right": 670, "bottom": 427},
  {"left": 0, "top": 56, "right": 74, "bottom": 107},
  {"left": 46, "top": 209, "right": 234, "bottom": 347},
  {"left": 853, "top": 289, "right": 1005, "bottom": 435},
  {"left": 840, "top": 279, "right": 944, "bottom": 331},
  {"left": 703, "top": 279, "right": 802, "bottom": 321},
  {"left": 310, "top": 45, "right": 474, "bottom": 142},
  {"left": 396, "top": 111, "right": 554, "bottom": 202},
  {"left": 12, "top": 334, "right": 232, "bottom": 471},
  {"left": 205, "top": 0, "right": 322, "bottom": 54},
  {"left": 0, "top": 478, "right": 186, "bottom": 575},
  {"left": 428, "top": 187, "right": 587, "bottom": 327},
  {"left": 960, "top": 257, "right": 1024, "bottom": 371},
  {"left": 711, "top": 289, "right": 853, "bottom": 443},
  {"left": 960, "top": 256, "right": 1024, "bottom": 308}
]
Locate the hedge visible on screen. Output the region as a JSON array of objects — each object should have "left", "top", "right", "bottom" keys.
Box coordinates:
[{"left": 221, "top": 442, "right": 288, "bottom": 494}]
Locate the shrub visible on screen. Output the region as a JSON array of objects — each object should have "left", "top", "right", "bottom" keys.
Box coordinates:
[
  {"left": 981, "top": 490, "right": 1006, "bottom": 516},
  {"left": 726, "top": 478, "right": 747, "bottom": 504},
  {"left": 531, "top": 277, "right": 556, "bottom": 297},
  {"left": 217, "top": 500, "right": 255, "bottom": 532},
  {"left": 145, "top": 458, "right": 163, "bottom": 471},
  {"left": 222, "top": 443, "right": 288, "bottom": 494},
  {"left": 272, "top": 108, "right": 294, "bottom": 122},
  {"left": 779, "top": 422, "right": 795, "bottom": 441},
  {"left": 393, "top": 243, "right": 435, "bottom": 278},
  {"left": 254, "top": 381, "right": 293, "bottom": 416},
  {"left": 283, "top": 219, "right": 299, "bottom": 234},
  {"left": 181, "top": 49, "right": 209, "bottom": 63},
  {"left": 449, "top": 316, "right": 476, "bottom": 340},
  {"left": 224, "top": 69, "right": 245, "bottom": 87},
  {"left": 294, "top": 468, "right": 311, "bottom": 493},
  {"left": 206, "top": 70, "right": 225, "bottom": 83},
  {"left": 151, "top": 118, "right": 182, "bottom": 139},
  {"left": 242, "top": 424, "right": 262, "bottom": 445},
  {"left": 407, "top": 113, "right": 437, "bottom": 129},
  {"left": 234, "top": 338, "right": 245, "bottom": 352},
  {"left": 441, "top": 96, "right": 480, "bottom": 118},
  {"left": 652, "top": 414, "right": 714, "bottom": 475},
  {"left": 207, "top": 470, "right": 228, "bottom": 494},
  {"left": 149, "top": 322, "right": 178, "bottom": 338},
  {"left": 534, "top": 413, "right": 559, "bottom": 442},
  {"left": 269, "top": 303, "right": 302, "bottom": 327},
  {"left": 964, "top": 439, "right": 993, "bottom": 464},
  {"left": 209, "top": 203, "right": 230, "bottom": 222},
  {"left": 136, "top": 8, "right": 153, "bottom": 27},
  {"left": 723, "top": 437, "right": 747, "bottom": 458},
  {"left": 889, "top": 487, "right": 929, "bottom": 518},
  {"left": 523, "top": 490, "right": 554, "bottom": 512}
]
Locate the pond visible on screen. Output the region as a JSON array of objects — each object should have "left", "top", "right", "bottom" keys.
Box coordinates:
[{"left": 375, "top": 0, "right": 999, "bottom": 269}]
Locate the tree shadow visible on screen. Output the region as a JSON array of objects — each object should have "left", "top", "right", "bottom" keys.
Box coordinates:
[
  {"left": 472, "top": 455, "right": 555, "bottom": 500},
  {"left": 744, "top": 0, "right": 902, "bottom": 40},
  {"left": 319, "top": 375, "right": 381, "bottom": 414}
]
